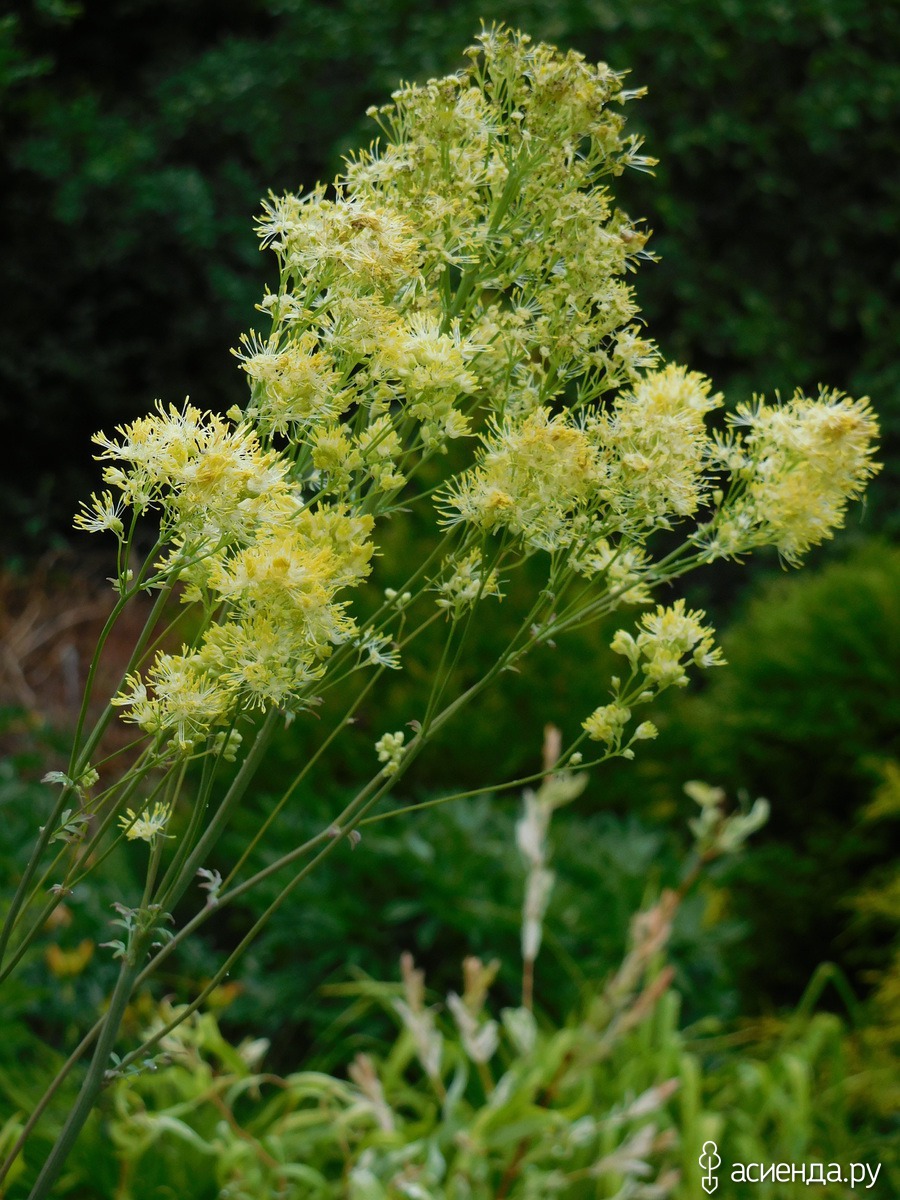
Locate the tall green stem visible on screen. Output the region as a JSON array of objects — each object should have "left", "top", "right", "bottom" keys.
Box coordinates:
[
  {"left": 26, "top": 954, "right": 143, "bottom": 1200},
  {"left": 154, "top": 709, "right": 279, "bottom": 913}
]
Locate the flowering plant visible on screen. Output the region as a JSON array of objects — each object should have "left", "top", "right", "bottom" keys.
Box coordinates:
[{"left": 0, "top": 27, "right": 879, "bottom": 1196}]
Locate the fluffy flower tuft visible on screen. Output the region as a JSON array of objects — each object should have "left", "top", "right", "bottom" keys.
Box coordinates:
[
  {"left": 612, "top": 600, "right": 725, "bottom": 689},
  {"left": 441, "top": 408, "right": 606, "bottom": 551},
  {"left": 707, "top": 390, "right": 880, "bottom": 564}
]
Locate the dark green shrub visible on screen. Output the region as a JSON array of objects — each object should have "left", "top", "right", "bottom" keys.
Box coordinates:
[{"left": 660, "top": 541, "right": 900, "bottom": 1002}]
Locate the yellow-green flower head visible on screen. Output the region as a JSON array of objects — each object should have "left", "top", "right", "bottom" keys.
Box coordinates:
[
  {"left": 73, "top": 490, "right": 125, "bottom": 537},
  {"left": 257, "top": 190, "right": 422, "bottom": 292},
  {"left": 89, "top": 401, "right": 303, "bottom": 546},
  {"left": 612, "top": 600, "right": 725, "bottom": 690},
  {"left": 364, "top": 313, "right": 482, "bottom": 448},
  {"left": 119, "top": 801, "right": 173, "bottom": 843},
  {"left": 310, "top": 424, "right": 361, "bottom": 493},
  {"left": 326, "top": 293, "right": 408, "bottom": 360},
  {"left": 109, "top": 501, "right": 374, "bottom": 737},
  {"left": 715, "top": 389, "right": 881, "bottom": 564},
  {"left": 339, "top": 24, "right": 654, "bottom": 408},
  {"left": 387, "top": 315, "right": 479, "bottom": 399},
  {"left": 112, "top": 653, "right": 232, "bottom": 751},
  {"left": 200, "top": 615, "right": 330, "bottom": 711},
  {"left": 294, "top": 507, "right": 375, "bottom": 589},
  {"left": 236, "top": 331, "right": 346, "bottom": 435},
  {"left": 599, "top": 364, "right": 722, "bottom": 529},
  {"left": 582, "top": 702, "right": 631, "bottom": 744},
  {"left": 206, "top": 531, "right": 339, "bottom": 619},
  {"left": 441, "top": 408, "right": 606, "bottom": 551},
  {"left": 477, "top": 27, "right": 625, "bottom": 149},
  {"left": 350, "top": 74, "right": 500, "bottom": 258},
  {"left": 572, "top": 532, "right": 652, "bottom": 599}
]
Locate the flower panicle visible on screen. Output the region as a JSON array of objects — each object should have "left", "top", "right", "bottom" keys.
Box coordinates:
[{"left": 72, "top": 27, "right": 879, "bottom": 772}]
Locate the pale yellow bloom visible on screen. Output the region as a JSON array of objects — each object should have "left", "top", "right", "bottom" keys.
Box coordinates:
[
  {"left": 91, "top": 401, "right": 303, "bottom": 548},
  {"left": 582, "top": 703, "right": 631, "bottom": 744},
  {"left": 119, "top": 801, "right": 173, "bottom": 843},
  {"left": 611, "top": 600, "right": 725, "bottom": 690},
  {"left": 598, "top": 364, "right": 722, "bottom": 529},
  {"left": 73, "top": 490, "right": 125, "bottom": 536},
  {"left": 112, "top": 653, "right": 233, "bottom": 751},
  {"left": 236, "top": 331, "right": 346, "bottom": 434},
  {"left": 442, "top": 408, "right": 606, "bottom": 550},
  {"left": 200, "top": 616, "right": 330, "bottom": 711},
  {"left": 257, "top": 190, "right": 422, "bottom": 291},
  {"left": 710, "top": 390, "right": 881, "bottom": 563}
]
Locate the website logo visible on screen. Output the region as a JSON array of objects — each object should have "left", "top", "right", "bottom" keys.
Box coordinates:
[{"left": 700, "top": 1140, "right": 721, "bottom": 1194}]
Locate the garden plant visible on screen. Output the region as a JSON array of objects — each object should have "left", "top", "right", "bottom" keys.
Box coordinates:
[{"left": 0, "top": 26, "right": 881, "bottom": 1197}]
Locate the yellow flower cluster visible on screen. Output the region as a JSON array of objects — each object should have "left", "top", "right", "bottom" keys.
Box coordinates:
[
  {"left": 83, "top": 401, "right": 375, "bottom": 749},
  {"left": 441, "top": 408, "right": 606, "bottom": 551},
  {"left": 597, "top": 365, "right": 722, "bottom": 531},
  {"left": 567, "top": 533, "right": 651, "bottom": 603},
  {"left": 440, "top": 365, "right": 721, "bottom": 560},
  {"left": 257, "top": 190, "right": 422, "bottom": 291},
  {"left": 241, "top": 197, "right": 483, "bottom": 499},
  {"left": 707, "top": 390, "right": 881, "bottom": 564},
  {"left": 582, "top": 701, "right": 659, "bottom": 749},
  {"left": 347, "top": 27, "right": 655, "bottom": 419},
  {"left": 582, "top": 602, "right": 724, "bottom": 752},
  {"left": 85, "top": 402, "right": 298, "bottom": 545},
  {"left": 611, "top": 600, "right": 725, "bottom": 689},
  {"left": 236, "top": 332, "right": 345, "bottom": 436},
  {"left": 582, "top": 702, "right": 632, "bottom": 746}
]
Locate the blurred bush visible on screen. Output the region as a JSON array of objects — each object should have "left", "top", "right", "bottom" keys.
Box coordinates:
[
  {"left": 848, "top": 758, "right": 900, "bottom": 1101},
  {"left": 655, "top": 540, "right": 900, "bottom": 1004},
  {"left": 2, "top": 0, "right": 898, "bottom": 553}
]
